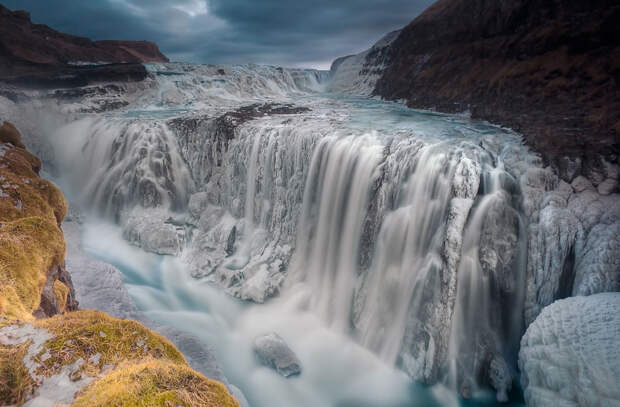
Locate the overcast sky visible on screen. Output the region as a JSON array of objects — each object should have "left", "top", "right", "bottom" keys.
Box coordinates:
[{"left": 3, "top": 0, "right": 434, "bottom": 69}]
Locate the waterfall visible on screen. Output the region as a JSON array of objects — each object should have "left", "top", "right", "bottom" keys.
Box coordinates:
[
  {"left": 52, "top": 117, "right": 193, "bottom": 221},
  {"left": 48, "top": 63, "right": 532, "bottom": 402},
  {"left": 356, "top": 144, "right": 460, "bottom": 364},
  {"left": 291, "top": 134, "right": 384, "bottom": 330}
]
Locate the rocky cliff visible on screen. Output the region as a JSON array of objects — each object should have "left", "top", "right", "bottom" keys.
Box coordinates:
[
  {"left": 371, "top": 0, "right": 619, "bottom": 175},
  {"left": 0, "top": 121, "right": 238, "bottom": 407},
  {"left": 0, "top": 5, "right": 168, "bottom": 86},
  {"left": 328, "top": 30, "right": 401, "bottom": 95}
]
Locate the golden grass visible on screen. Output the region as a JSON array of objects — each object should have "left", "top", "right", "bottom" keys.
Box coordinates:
[
  {"left": 34, "top": 310, "right": 186, "bottom": 378},
  {"left": 52, "top": 280, "right": 69, "bottom": 313},
  {"left": 0, "top": 217, "right": 65, "bottom": 321},
  {"left": 0, "top": 284, "right": 33, "bottom": 324},
  {"left": 0, "top": 122, "right": 26, "bottom": 149},
  {"left": 0, "top": 126, "right": 68, "bottom": 323},
  {"left": 0, "top": 342, "right": 34, "bottom": 405},
  {"left": 72, "top": 360, "right": 240, "bottom": 407}
]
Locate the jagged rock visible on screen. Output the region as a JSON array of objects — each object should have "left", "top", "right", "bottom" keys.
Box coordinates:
[
  {"left": 253, "top": 333, "right": 302, "bottom": 377},
  {"left": 519, "top": 293, "right": 620, "bottom": 407}
]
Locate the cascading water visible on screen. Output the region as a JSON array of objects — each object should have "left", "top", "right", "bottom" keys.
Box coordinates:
[
  {"left": 291, "top": 134, "right": 384, "bottom": 330},
  {"left": 52, "top": 117, "right": 193, "bottom": 221},
  {"left": 42, "top": 63, "right": 534, "bottom": 406}
]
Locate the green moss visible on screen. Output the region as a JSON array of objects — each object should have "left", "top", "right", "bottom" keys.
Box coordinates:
[
  {"left": 72, "top": 360, "right": 240, "bottom": 407},
  {"left": 34, "top": 310, "right": 186, "bottom": 378}
]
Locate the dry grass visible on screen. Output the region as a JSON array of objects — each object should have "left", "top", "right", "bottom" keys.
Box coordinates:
[
  {"left": 73, "top": 360, "right": 240, "bottom": 407},
  {"left": 34, "top": 310, "right": 186, "bottom": 378},
  {"left": 0, "top": 126, "right": 67, "bottom": 323},
  {"left": 0, "top": 121, "right": 26, "bottom": 149},
  {"left": 52, "top": 280, "right": 69, "bottom": 313},
  {"left": 0, "top": 217, "right": 65, "bottom": 321},
  {"left": 0, "top": 342, "right": 35, "bottom": 405}
]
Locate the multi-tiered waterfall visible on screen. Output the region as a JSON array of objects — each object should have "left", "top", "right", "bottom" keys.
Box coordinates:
[{"left": 6, "top": 62, "right": 614, "bottom": 407}]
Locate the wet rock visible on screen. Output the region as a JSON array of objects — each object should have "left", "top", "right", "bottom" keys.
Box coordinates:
[
  {"left": 225, "top": 226, "right": 236, "bottom": 256},
  {"left": 253, "top": 333, "right": 302, "bottom": 377},
  {"left": 488, "top": 356, "right": 512, "bottom": 403}
]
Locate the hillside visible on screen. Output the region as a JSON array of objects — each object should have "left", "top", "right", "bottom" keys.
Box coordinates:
[
  {"left": 0, "top": 5, "right": 168, "bottom": 86},
  {"left": 372, "top": 0, "right": 619, "bottom": 173}
]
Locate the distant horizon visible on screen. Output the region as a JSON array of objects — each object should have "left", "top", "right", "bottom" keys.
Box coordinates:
[{"left": 1, "top": 0, "right": 435, "bottom": 69}]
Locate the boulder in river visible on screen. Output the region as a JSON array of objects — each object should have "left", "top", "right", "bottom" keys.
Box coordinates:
[{"left": 253, "top": 333, "right": 302, "bottom": 377}]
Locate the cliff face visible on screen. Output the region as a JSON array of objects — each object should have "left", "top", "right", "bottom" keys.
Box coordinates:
[
  {"left": 328, "top": 30, "right": 401, "bottom": 95},
  {"left": 374, "top": 0, "right": 620, "bottom": 172},
  {"left": 0, "top": 5, "right": 167, "bottom": 86}
]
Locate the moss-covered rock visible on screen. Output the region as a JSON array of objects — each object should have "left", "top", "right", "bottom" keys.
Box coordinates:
[
  {"left": 0, "top": 122, "right": 71, "bottom": 323},
  {"left": 34, "top": 310, "right": 186, "bottom": 378},
  {"left": 0, "top": 121, "right": 26, "bottom": 149},
  {"left": 0, "top": 217, "right": 66, "bottom": 321},
  {"left": 73, "top": 360, "right": 240, "bottom": 407}
]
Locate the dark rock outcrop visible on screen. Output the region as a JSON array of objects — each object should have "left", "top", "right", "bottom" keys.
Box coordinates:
[
  {"left": 0, "top": 4, "right": 167, "bottom": 86},
  {"left": 374, "top": 0, "right": 619, "bottom": 173}
]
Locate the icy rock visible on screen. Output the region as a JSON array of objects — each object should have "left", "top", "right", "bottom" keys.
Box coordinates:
[
  {"left": 519, "top": 293, "right": 620, "bottom": 407},
  {"left": 253, "top": 333, "right": 302, "bottom": 377},
  {"left": 123, "top": 209, "right": 184, "bottom": 255},
  {"left": 556, "top": 156, "right": 581, "bottom": 182},
  {"left": 573, "top": 221, "right": 620, "bottom": 296},
  {"left": 597, "top": 178, "right": 618, "bottom": 195},
  {"left": 571, "top": 175, "right": 594, "bottom": 193},
  {"left": 489, "top": 356, "right": 512, "bottom": 403},
  {"left": 479, "top": 191, "right": 520, "bottom": 293},
  {"left": 188, "top": 191, "right": 209, "bottom": 218}
]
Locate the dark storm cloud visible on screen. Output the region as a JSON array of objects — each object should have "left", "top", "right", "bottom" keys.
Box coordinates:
[{"left": 2, "top": 0, "right": 434, "bottom": 68}]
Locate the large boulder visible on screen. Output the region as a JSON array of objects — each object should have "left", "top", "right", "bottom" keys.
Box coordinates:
[
  {"left": 252, "top": 333, "right": 302, "bottom": 377},
  {"left": 519, "top": 293, "right": 620, "bottom": 407}
]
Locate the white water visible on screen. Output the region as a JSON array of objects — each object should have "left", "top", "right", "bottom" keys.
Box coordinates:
[
  {"left": 40, "top": 63, "right": 533, "bottom": 406},
  {"left": 80, "top": 223, "right": 437, "bottom": 407}
]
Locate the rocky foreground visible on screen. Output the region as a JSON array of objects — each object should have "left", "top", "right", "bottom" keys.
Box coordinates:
[{"left": 0, "top": 122, "right": 239, "bottom": 407}]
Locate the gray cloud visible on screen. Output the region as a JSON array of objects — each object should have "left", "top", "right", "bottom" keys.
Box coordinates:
[{"left": 2, "top": 0, "right": 434, "bottom": 68}]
